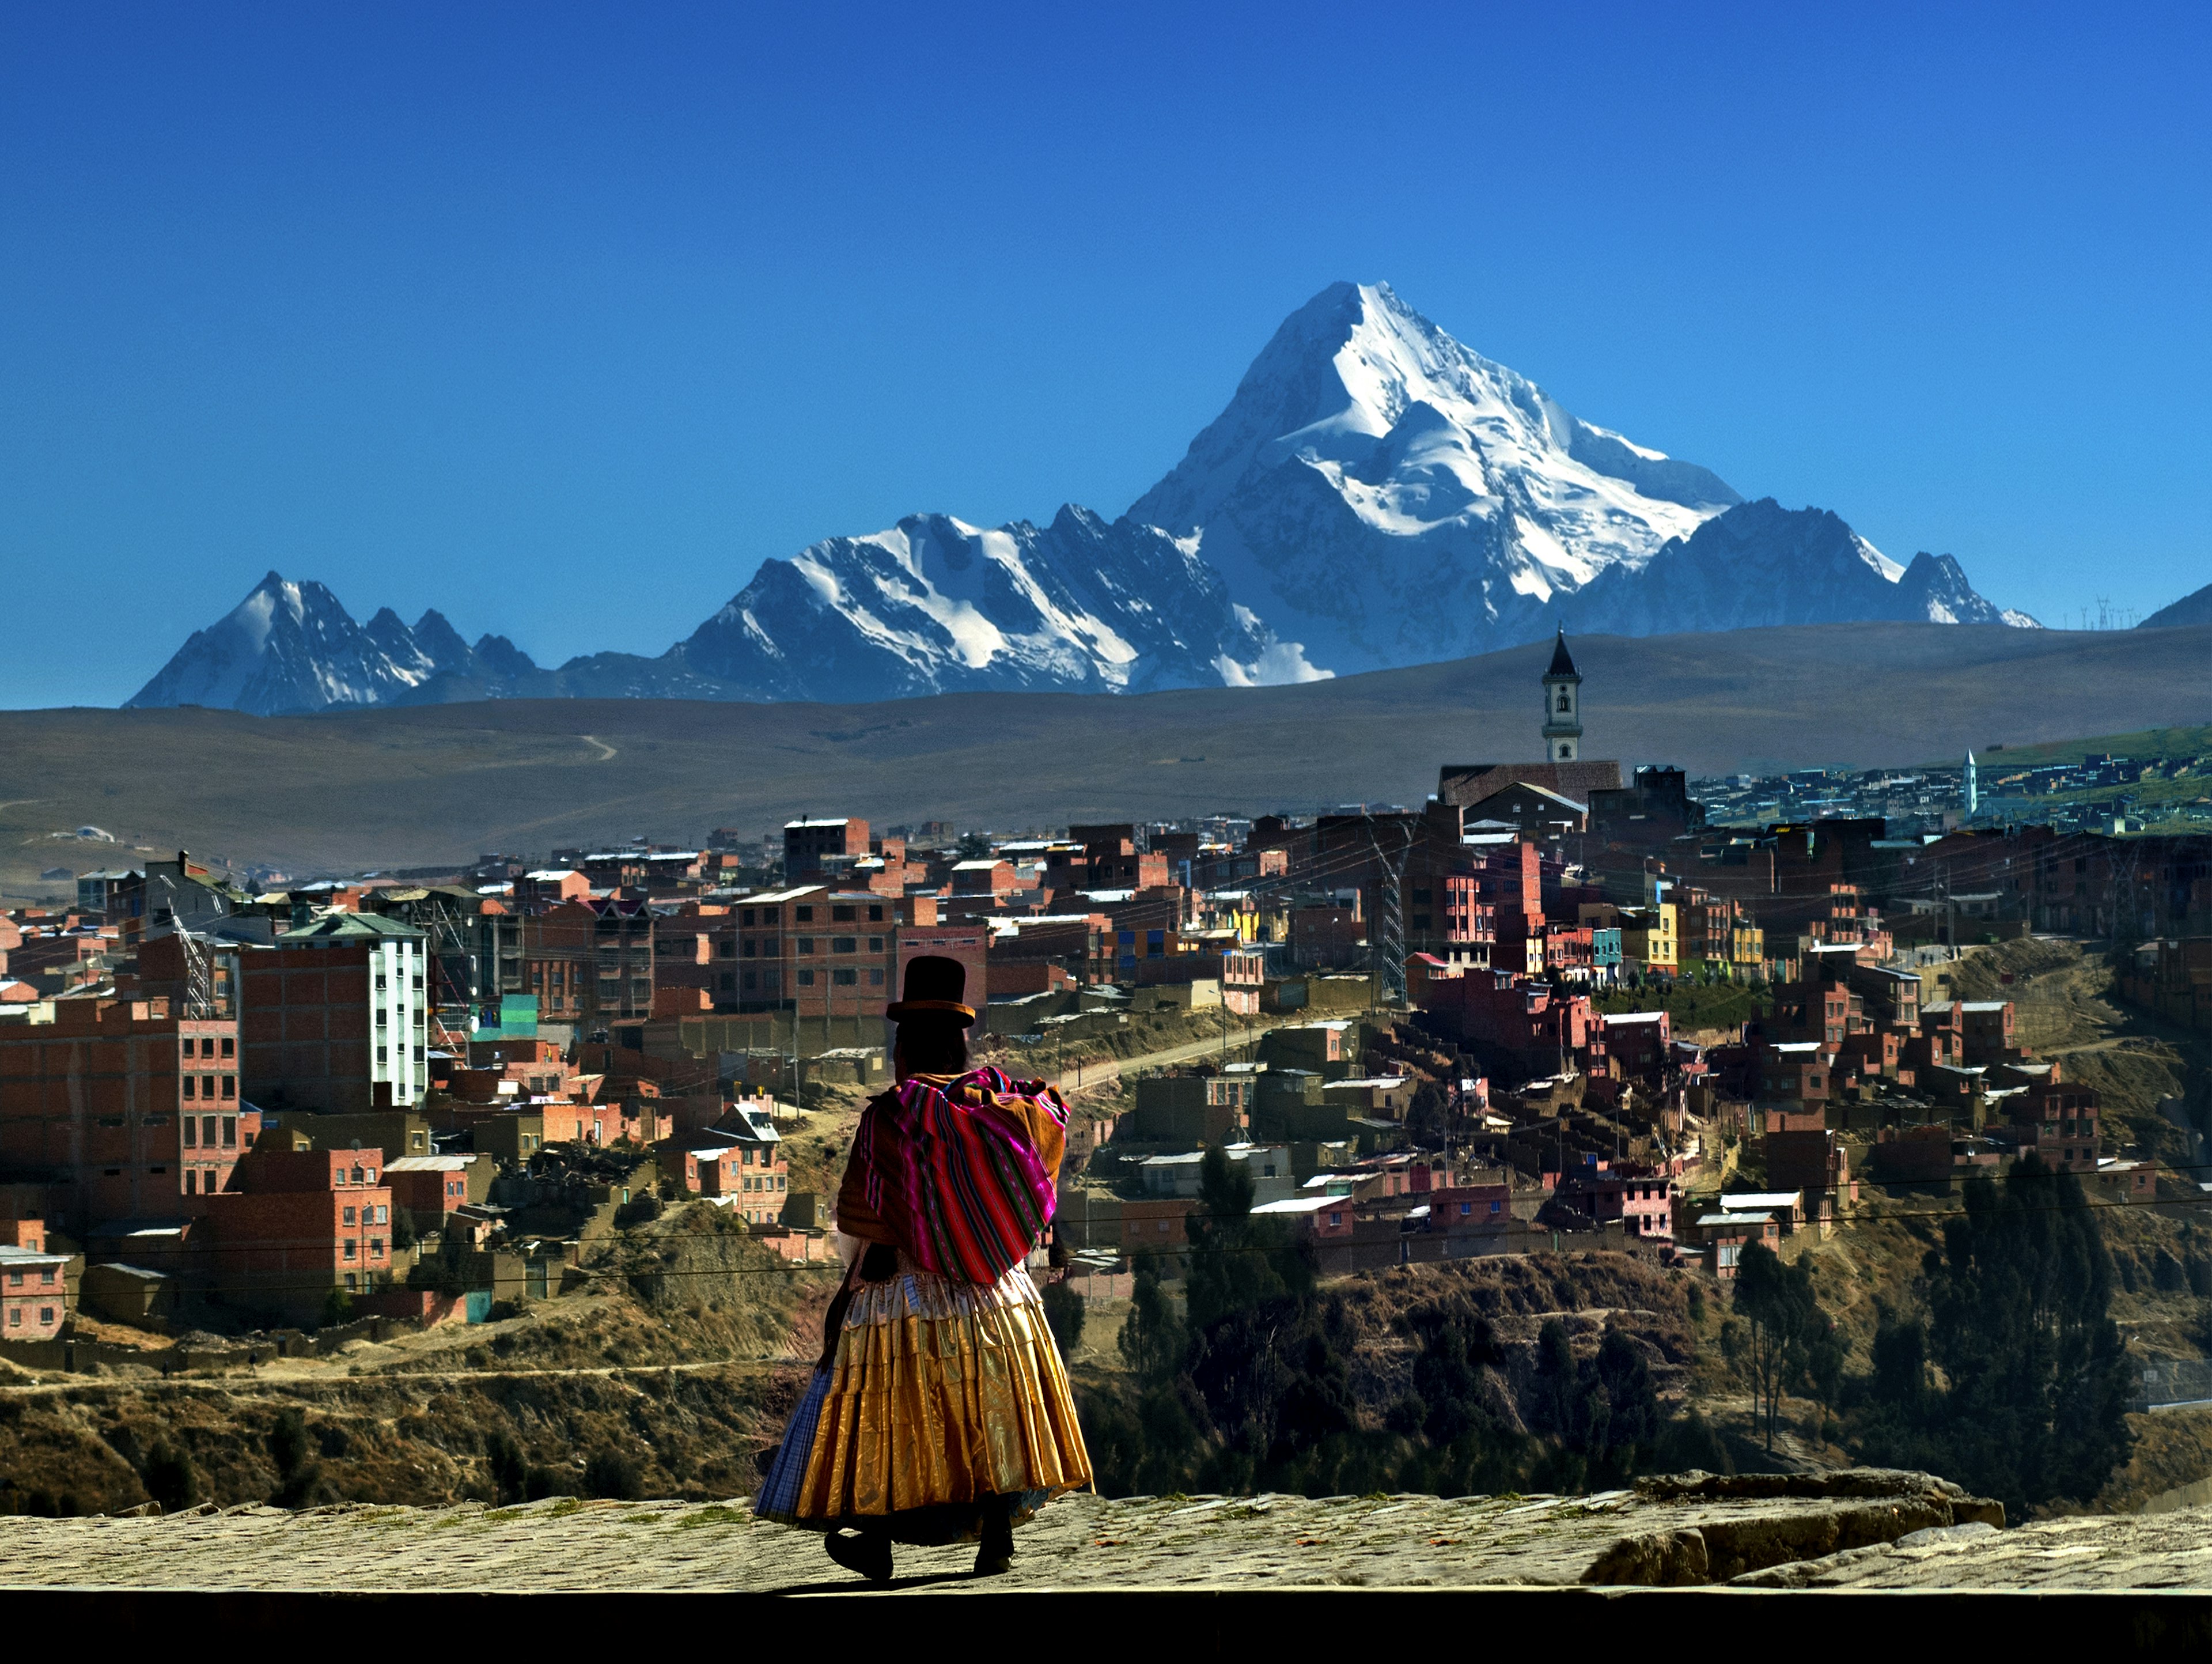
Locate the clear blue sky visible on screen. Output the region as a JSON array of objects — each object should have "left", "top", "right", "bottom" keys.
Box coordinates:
[{"left": 3, "top": 2, "right": 2207, "bottom": 706}]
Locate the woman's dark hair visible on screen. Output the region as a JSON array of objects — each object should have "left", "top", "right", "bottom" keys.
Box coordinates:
[{"left": 895, "top": 1016, "right": 969, "bottom": 1075}]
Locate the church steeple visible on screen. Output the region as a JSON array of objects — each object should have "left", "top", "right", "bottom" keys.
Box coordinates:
[{"left": 1541, "top": 626, "right": 1583, "bottom": 762}]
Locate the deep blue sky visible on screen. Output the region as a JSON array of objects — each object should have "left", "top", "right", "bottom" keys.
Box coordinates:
[{"left": 3, "top": 3, "right": 2207, "bottom": 706}]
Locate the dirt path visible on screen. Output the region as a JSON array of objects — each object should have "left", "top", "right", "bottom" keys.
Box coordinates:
[{"left": 1040, "top": 1018, "right": 1298, "bottom": 1092}]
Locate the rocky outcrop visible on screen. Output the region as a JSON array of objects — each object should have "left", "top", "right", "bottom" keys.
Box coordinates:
[{"left": 1583, "top": 1469, "right": 2005, "bottom": 1586}]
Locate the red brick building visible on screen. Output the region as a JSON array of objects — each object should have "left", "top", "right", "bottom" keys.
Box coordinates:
[
  {"left": 0, "top": 1216, "right": 69, "bottom": 1338},
  {"left": 784, "top": 818, "right": 870, "bottom": 878},
  {"left": 209, "top": 1147, "right": 395, "bottom": 1322},
  {"left": 0, "top": 995, "right": 253, "bottom": 1231},
  {"left": 520, "top": 898, "right": 654, "bottom": 1026},
  {"left": 382, "top": 1154, "right": 486, "bottom": 1232}
]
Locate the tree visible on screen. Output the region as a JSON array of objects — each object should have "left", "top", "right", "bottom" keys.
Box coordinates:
[
  {"left": 390, "top": 1208, "right": 417, "bottom": 1250},
  {"left": 320, "top": 1286, "right": 355, "bottom": 1328},
  {"left": 1732, "top": 1242, "right": 1838, "bottom": 1452},
  {"left": 1041, "top": 1278, "right": 1086, "bottom": 1356},
  {"left": 1911, "top": 1156, "right": 2133, "bottom": 1511},
  {"left": 1185, "top": 1144, "right": 1312, "bottom": 1333},
  {"left": 1118, "top": 1257, "right": 1185, "bottom": 1382}
]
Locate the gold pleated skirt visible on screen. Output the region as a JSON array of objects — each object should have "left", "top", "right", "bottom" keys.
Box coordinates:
[{"left": 791, "top": 1254, "right": 1093, "bottom": 1531}]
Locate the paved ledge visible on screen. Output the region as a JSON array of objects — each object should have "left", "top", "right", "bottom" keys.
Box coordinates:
[
  {"left": 0, "top": 1469, "right": 2038, "bottom": 1594},
  {"left": 0, "top": 1470, "right": 2207, "bottom": 1613}
]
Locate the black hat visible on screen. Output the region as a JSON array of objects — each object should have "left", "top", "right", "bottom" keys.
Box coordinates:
[{"left": 885, "top": 955, "right": 975, "bottom": 1026}]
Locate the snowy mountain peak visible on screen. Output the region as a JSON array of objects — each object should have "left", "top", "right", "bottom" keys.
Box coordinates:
[
  {"left": 676, "top": 507, "right": 1322, "bottom": 702},
  {"left": 125, "top": 574, "right": 540, "bottom": 715},
  {"left": 1128, "top": 281, "right": 1748, "bottom": 672},
  {"left": 123, "top": 280, "right": 2036, "bottom": 716}
]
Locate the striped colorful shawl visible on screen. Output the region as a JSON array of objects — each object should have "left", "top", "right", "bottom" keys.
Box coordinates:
[{"left": 856, "top": 1065, "right": 1066, "bottom": 1285}]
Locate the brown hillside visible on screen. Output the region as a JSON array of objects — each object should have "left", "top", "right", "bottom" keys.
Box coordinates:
[{"left": 3, "top": 620, "right": 2207, "bottom": 891}]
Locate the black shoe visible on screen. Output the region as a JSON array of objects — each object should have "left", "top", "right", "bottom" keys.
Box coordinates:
[
  {"left": 825, "top": 1530, "right": 893, "bottom": 1583},
  {"left": 975, "top": 1508, "right": 1016, "bottom": 1576}
]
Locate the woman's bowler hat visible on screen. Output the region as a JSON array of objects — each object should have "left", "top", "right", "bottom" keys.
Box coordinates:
[{"left": 885, "top": 955, "right": 976, "bottom": 1026}]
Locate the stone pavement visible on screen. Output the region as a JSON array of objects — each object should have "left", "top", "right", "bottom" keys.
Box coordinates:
[{"left": 19, "top": 1469, "right": 2190, "bottom": 1594}]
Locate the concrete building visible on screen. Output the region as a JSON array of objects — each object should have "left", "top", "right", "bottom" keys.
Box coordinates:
[{"left": 242, "top": 912, "right": 429, "bottom": 1114}]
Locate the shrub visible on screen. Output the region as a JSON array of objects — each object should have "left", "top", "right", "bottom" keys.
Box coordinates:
[
  {"left": 142, "top": 1440, "right": 198, "bottom": 1512},
  {"left": 267, "top": 1408, "right": 321, "bottom": 1508},
  {"left": 486, "top": 1431, "right": 528, "bottom": 1504},
  {"left": 584, "top": 1449, "right": 645, "bottom": 1501}
]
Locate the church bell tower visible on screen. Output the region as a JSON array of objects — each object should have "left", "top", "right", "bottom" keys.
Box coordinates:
[{"left": 1541, "top": 626, "right": 1582, "bottom": 762}]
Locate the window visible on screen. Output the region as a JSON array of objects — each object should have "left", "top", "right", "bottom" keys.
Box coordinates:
[
  {"left": 831, "top": 936, "right": 856, "bottom": 954},
  {"left": 5, "top": 1309, "right": 14, "bottom": 1326},
  {"left": 366, "top": 1169, "right": 378, "bottom": 1185},
  {"left": 743, "top": 971, "right": 757, "bottom": 991},
  {"left": 377, "top": 1046, "right": 389, "bottom": 1062},
  {"left": 796, "top": 937, "right": 815, "bottom": 955},
  {"left": 220, "top": 1037, "right": 234, "bottom": 1058},
  {"left": 741, "top": 909, "right": 756, "bottom": 926},
  {"left": 868, "top": 936, "right": 884, "bottom": 952},
  {"left": 343, "top": 1240, "right": 357, "bottom": 1260},
  {"left": 5, "top": 1272, "right": 19, "bottom": 1287},
  {"left": 202, "top": 1037, "right": 217, "bottom": 1058},
  {"left": 832, "top": 904, "right": 857, "bottom": 922},
  {"left": 39, "top": 1308, "right": 54, "bottom": 1326},
  {"left": 832, "top": 968, "right": 857, "bottom": 986},
  {"left": 181, "top": 1077, "right": 196, "bottom": 1101},
  {"left": 343, "top": 1205, "right": 358, "bottom": 1225},
  {"left": 868, "top": 905, "right": 884, "bottom": 922},
  {"left": 796, "top": 906, "right": 813, "bottom": 922},
  {"left": 869, "top": 969, "right": 884, "bottom": 986},
  {"left": 183, "top": 1170, "right": 197, "bottom": 1196},
  {"left": 797, "top": 969, "right": 815, "bottom": 987},
  {"left": 344, "top": 1272, "right": 357, "bottom": 1290},
  {"left": 370, "top": 1239, "right": 385, "bottom": 1259},
  {"left": 183, "top": 1118, "right": 198, "bottom": 1148},
  {"left": 179, "top": 1039, "right": 192, "bottom": 1062},
  {"left": 718, "top": 940, "right": 734, "bottom": 958}
]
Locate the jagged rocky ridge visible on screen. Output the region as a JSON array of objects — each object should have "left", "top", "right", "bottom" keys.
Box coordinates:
[{"left": 126, "top": 282, "right": 2035, "bottom": 714}]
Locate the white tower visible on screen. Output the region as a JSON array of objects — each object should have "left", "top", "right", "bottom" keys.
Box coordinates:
[
  {"left": 1541, "top": 627, "right": 1583, "bottom": 762},
  {"left": 1963, "top": 748, "right": 1979, "bottom": 820}
]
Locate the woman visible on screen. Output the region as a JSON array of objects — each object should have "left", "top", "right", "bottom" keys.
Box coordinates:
[{"left": 755, "top": 955, "right": 1093, "bottom": 1580}]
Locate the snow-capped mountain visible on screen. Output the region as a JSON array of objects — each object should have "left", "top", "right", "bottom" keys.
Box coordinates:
[
  {"left": 673, "top": 506, "right": 1319, "bottom": 701},
  {"left": 1557, "top": 499, "right": 2037, "bottom": 636},
  {"left": 124, "top": 280, "right": 2037, "bottom": 715},
  {"left": 128, "top": 512, "right": 1309, "bottom": 714},
  {"left": 125, "top": 573, "right": 549, "bottom": 716},
  {"left": 1129, "top": 281, "right": 2028, "bottom": 665},
  {"left": 1128, "top": 281, "right": 1744, "bottom": 672}
]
